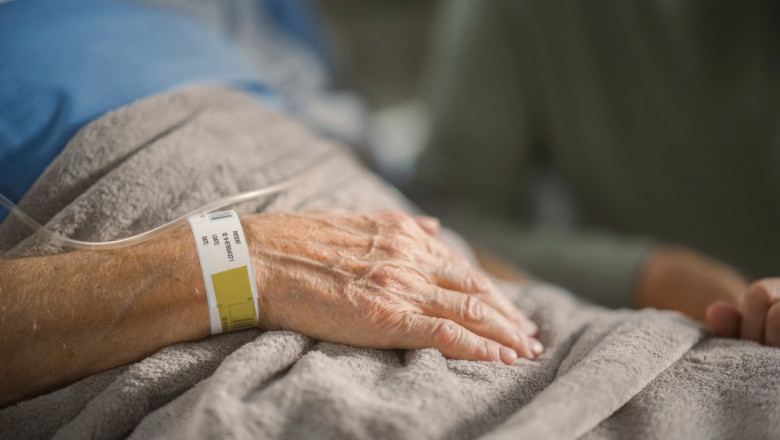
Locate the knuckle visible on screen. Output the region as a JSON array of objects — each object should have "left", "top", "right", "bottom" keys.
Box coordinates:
[
  {"left": 364, "top": 298, "right": 400, "bottom": 329},
  {"left": 470, "top": 270, "right": 492, "bottom": 292},
  {"left": 431, "top": 320, "right": 460, "bottom": 348},
  {"left": 389, "top": 238, "right": 408, "bottom": 254},
  {"left": 380, "top": 210, "right": 415, "bottom": 229},
  {"left": 461, "top": 270, "right": 487, "bottom": 293},
  {"left": 473, "top": 340, "right": 494, "bottom": 361},
  {"left": 462, "top": 296, "right": 487, "bottom": 323},
  {"left": 378, "top": 235, "right": 409, "bottom": 254},
  {"left": 367, "top": 260, "right": 421, "bottom": 288},
  {"left": 746, "top": 280, "right": 774, "bottom": 305},
  {"left": 366, "top": 262, "right": 397, "bottom": 287},
  {"left": 439, "top": 261, "right": 467, "bottom": 285}
]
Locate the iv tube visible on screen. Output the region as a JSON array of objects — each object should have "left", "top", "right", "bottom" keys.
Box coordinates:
[{"left": 0, "top": 153, "right": 333, "bottom": 251}]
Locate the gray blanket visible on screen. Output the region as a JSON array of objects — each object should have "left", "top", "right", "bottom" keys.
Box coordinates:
[{"left": 1, "top": 88, "right": 778, "bottom": 439}]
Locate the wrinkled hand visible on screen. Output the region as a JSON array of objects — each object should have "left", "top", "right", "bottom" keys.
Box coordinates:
[
  {"left": 707, "top": 279, "right": 780, "bottom": 347},
  {"left": 242, "top": 210, "right": 543, "bottom": 363}
]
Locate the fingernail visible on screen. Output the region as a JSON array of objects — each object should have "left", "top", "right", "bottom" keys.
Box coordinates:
[
  {"left": 531, "top": 338, "right": 544, "bottom": 356},
  {"left": 499, "top": 346, "right": 518, "bottom": 365}
]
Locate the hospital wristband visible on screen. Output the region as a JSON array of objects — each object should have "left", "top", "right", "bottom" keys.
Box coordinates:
[{"left": 188, "top": 210, "right": 260, "bottom": 334}]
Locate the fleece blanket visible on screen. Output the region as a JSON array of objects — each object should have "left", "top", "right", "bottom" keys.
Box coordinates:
[{"left": 1, "top": 87, "right": 778, "bottom": 440}]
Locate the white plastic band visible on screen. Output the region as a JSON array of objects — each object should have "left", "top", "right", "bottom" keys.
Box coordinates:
[{"left": 188, "top": 210, "right": 260, "bottom": 334}]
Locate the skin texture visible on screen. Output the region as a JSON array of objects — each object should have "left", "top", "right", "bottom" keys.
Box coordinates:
[
  {"left": 0, "top": 227, "right": 209, "bottom": 407},
  {"left": 0, "top": 210, "right": 541, "bottom": 407},
  {"left": 636, "top": 246, "right": 780, "bottom": 347},
  {"left": 247, "top": 210, "right": 541, "bottom": 361}
]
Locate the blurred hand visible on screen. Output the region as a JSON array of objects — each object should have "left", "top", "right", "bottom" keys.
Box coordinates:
[
  {"left": 637, "top": 245, "right": 779, "bottom": 347},
  {"left": 637, "top": 246, "right": 748, "bottom": 322},
  {"left": 707, "top": 279, "right": 780, "bottom": 347},
  {"left": 242, "top": 210, "right": 543, "bottom": 363}
]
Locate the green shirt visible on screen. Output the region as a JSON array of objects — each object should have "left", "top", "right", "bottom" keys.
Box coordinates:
[{"left": 409, "top": 0, "right": 780, "bottom": 307}]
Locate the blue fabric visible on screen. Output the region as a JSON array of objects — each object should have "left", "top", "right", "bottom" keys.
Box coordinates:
[
  {"left": 0, "top": 0, "right": 276, "bottom": 220},
  {"left": 262, "top": 0, "right": 334, "bottom": 76}
]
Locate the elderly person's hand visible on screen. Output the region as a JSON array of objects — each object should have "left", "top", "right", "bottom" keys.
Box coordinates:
[
  {"left": 244, "top": 210, "right": 543, "bottom": 363},
  {"left": 0, "top": 208, "right": 541, "bottom": 406}
]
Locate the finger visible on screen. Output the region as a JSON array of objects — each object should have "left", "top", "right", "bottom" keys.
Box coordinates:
[
  {"left": 425, "top": 287, "right": 542, "bottom": 359},
  {"left": 740, "top": 280, "right": 780, "bottom": 343},
  {"left": 400, "top": 313, "right": 519, "bottom": 365},
  {"left": 416, "top": 251, "right": 539, "bottom": 336},
  {"left": 480, "top": 284, "right": 539, "bottom": 336},
  {"left": 433, "top": 261, "right": 492, "bottom": 294},
  {"left": 765, "top": 301, "right": 780, "bottom": 347},
  {"left": 705, "top": 301, "right": 741, "bottom": 338},
  {"left": 372, "top": 211, "right": 464, "bottom": 267},
  {"left": 380, "top": 236, "right": 487, "bottom": 294},
  {"left": 374, "top": 231, "right": 466, "bottom": 263},
  {"left": 413, "top": 215, "right": 440, "bottom": 236}
]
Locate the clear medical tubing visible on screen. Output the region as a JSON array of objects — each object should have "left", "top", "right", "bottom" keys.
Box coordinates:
[{"left": 0, "top": 154, "right": 332, "bottom": 251}]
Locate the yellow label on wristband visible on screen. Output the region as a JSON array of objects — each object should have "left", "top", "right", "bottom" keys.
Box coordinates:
[
  {"left": 212, "top": 266, "right": 257, "bottom": 332},
  {"left": 189, "top": 210, "right": 259, "bottom": 334}
]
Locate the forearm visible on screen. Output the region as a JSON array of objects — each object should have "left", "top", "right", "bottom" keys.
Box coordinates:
[{"left": 0, "top": 227, "right": 209, "bottom": 406}]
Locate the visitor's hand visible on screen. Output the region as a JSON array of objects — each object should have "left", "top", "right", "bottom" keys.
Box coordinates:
[
  {"left": 637, "top": 246, "right": 779, "bottom": 347},
  {"left": 707, "top": 279, "right": 780, "bottom": 347},
  {"left": 637, "top": 246, "right": 748, "bottom": 322},
  {"left": 242, "top": 210, "right": 543, "bottom": 363}
]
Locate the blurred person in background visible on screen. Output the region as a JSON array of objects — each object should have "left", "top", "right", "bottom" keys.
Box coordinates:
[{"left": 407, "top": 0, "right": 780, "bottom": 345}]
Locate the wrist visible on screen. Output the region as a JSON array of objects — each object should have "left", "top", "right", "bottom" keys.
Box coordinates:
[
  {"left": 127, "top": 227, "right": 211, "bottom": 343},
  {"left": 240, "top": 214, "right": 276, "bottom": 330}
]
